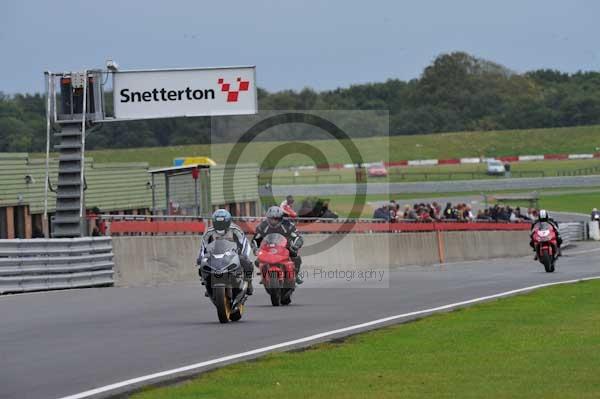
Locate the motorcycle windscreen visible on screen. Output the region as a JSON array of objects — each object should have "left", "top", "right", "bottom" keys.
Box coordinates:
[
  {"left": 206, "top": 239, "right": 239, "bottom": 271},
  {"left": 537, "top": 222, "right": 551, "bottom": 231},
  {"left": 262, "top": 233, "right": 287, "bottom": 247}
]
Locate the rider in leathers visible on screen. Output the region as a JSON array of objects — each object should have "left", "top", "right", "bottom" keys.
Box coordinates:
[
  {"left": 198, "top": 209, "right": 254, "bottom": 295},
  {"left": 530, "top": 209, "right": 562, "bottom": 258},
  {"left": 252, "top": 206, "right": 304, "bottom": 284}
]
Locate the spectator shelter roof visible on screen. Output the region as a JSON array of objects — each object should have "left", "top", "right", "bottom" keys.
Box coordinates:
[{"left": 483, "top": 192, "right": 539, "bottom": 209}]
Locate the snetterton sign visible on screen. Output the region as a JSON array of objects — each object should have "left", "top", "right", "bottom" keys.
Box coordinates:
[{"left": 112, "top": 66, "right": 257, "bottom": 120}]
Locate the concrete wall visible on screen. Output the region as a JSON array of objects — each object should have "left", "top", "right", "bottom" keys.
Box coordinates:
[
  {"left": 112, "top": 236, "right": 201, "bottom": 287},
  {"left": 442, "top": 231, "right": 530, "bottom": 263},
  {"left": 112, "top": 231, "right": 530, "bottom": 287}
]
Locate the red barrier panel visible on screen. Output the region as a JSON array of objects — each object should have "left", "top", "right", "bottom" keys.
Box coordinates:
[
  {"left": 544, "top": 153, "right": 569, "bottom": 160},
  {"left": 386, "top": 160, "right": 408, "bottom": 167},
  {"left": 110, "top": 220, "right": 206, "bottom": 235},
  {"left": 498, "top": 156, "right": 519, "bottom": 162},
  {"left": 594, "top": 152, "right": 600, "bottom": 159},
  {"left": 438, "top": 158, "right": 460, "bottom": 165}
]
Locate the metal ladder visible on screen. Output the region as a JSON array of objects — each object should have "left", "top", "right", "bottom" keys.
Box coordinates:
[{"left": 52, "top": 124, "right": 85, "bottom": 237}]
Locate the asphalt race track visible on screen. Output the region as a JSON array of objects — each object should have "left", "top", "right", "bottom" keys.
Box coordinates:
[{"left": 2, "top": 243, "right": 600, "bottom": 399}]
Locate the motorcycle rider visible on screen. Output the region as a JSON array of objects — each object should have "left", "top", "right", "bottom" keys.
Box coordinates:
[
  {"left": 252, "top": 206, "right": 304, "bottom": 284},
  {"left": 530, "top": 209, "right": 562, "bottom": 259},
  {"left": 197, "top": 209, "right": 254, "bottom": 295},
  {"left": 591, "top": 208, "right": 600, "bottom": 223}
]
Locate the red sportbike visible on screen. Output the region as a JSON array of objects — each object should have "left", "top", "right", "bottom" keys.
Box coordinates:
[
  {"left": 256, "top": 233, "right": 296, "bottom": 306},
  {"left": 532, "top": 222, "right": 558, "bottom": 273}
]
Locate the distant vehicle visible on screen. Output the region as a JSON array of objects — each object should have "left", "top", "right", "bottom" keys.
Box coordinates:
[
  {"left": 486, "top": 160, "right": 505, "bottom": 176},
  {"left": 368, "top": 162, "right": 388, "bottom": 177}
]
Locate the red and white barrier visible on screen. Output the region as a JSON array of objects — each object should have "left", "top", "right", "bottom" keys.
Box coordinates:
[
  {"left": 568, "top": 154, "right": 594, "bottom": 160},
  {"left": 300, "top": 152, "right": 599, "bottom": 171},
  {"left": 518, "top": 155, "right": 545, "bottom": 161},
  {"left": 407, "top": 159, "right": 438, "bottom": 166}
]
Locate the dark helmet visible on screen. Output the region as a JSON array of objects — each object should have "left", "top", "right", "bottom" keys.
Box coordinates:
[
  {"left": 212, "top": 209, "right": 231, "bottom": 233},
  {"left": 266, "top": 206, "right": 284, "bottom": 228}
]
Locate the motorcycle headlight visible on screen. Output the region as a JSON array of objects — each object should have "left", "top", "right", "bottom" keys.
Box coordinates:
[{"left": 227, "top": 263, "right": 240, "bottom": 272}]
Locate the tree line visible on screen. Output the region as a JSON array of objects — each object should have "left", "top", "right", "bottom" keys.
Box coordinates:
[{"left": 2, "top": 51, "right": 600, "bottom": 152}]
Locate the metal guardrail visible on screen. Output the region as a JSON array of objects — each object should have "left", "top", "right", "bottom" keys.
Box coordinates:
[
  {"left": 557, "top": 165, "right": 600, "bottom": 176},
  {"left": 559, "top": 222, "right": 587, "bottom": 247},
  {"left": 0, "top": 237, "right": 114, "bottom": 295}
]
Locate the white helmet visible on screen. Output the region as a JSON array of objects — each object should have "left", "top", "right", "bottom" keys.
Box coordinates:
[{"left": 538, "top": 209, "right": 548, "bottom": 221}]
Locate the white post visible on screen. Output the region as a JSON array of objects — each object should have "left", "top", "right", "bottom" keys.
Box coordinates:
[
  {"left": 589, "top": 221, "right": 600, "bottom": 241},
  {"left": 79, "top": 70, "right": 88, "bottom": 220},
  {"left": 43, "top": 72, "right": 53, "bottom": 238}
]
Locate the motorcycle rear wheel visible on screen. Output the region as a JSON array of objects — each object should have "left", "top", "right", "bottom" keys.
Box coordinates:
[{"left": 214, "top": 286, "right": 232, "bottom": 323}]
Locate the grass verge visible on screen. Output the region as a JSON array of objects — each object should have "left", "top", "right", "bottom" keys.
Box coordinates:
[
  {"left": 132, "top": 279, "right": 600, "bottom": 399},
  {"left": 35, "top": 124, "right": 600, "bottom": 167},
  {"left": 540, "top": 192, "right": 600, "bottom": 214}
]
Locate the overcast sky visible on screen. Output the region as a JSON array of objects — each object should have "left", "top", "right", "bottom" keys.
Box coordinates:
[{"left": 1, "top": 0, "right": 599, "bottom": 94}]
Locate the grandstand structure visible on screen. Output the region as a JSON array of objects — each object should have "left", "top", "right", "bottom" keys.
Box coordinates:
[{"left": 0, "top": 153, "right": 260, "bottom": 238}]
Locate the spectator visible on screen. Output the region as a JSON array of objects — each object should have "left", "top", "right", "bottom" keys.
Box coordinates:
[
  {"left": 464, "top": 204, "right": 474, "bottom": 221},
  {"left": 443, "top": 202, "right": 456, "bottom": 219},
  {"left": 277, "top": 195, "right": 297, "bottom": 218},
  {"left": 591, "top": 208, "right": 600, "bottom": 224},
  {"left": 373, "top": 205, "right": 391, "bottom": 221},
  {"left": 389, "top": 201, "right": 400, "bottom": 222},
  {"left": 431, "top": 201, "right": 441, "bottom": 219},
  {"left": 476, "top": 209, "right": 492, "bottom": 221},
  {"left": 403, "top": 204, "right": 417, "bottom": 220}
]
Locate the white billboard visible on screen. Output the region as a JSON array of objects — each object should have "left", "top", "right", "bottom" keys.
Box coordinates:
[{"left": 112, "top": 66, "right": 257, "bottom": 120}]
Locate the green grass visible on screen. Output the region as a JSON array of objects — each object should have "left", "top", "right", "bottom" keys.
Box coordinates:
[
  {"left": 540, "top": 192, "right": 600, "bottom": 214},
  {"left": 132, "top": 279, "right": 600, "bottom": 399},
  {"left": 36, "top": 124, "right": 600, "bottom": 167}
]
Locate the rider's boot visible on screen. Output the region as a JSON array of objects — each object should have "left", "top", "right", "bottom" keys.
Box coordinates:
[
  {"left": 293, "top": 258, "right": 303, "bottom": 285},
  {"left": 246, "top": 279, "right": 254, "bottom": 295}
]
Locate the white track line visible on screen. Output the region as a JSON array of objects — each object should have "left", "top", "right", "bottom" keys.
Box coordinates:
[{"left": 57, "top": 275, "right": 600, "bottom": 399}]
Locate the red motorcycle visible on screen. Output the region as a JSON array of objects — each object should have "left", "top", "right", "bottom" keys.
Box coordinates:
[
  {"left": 256, "top": 233, "right": 296, "bottom": 306},
  {"left": 532, "top": 222, "right": 558, "bottom": 273}
]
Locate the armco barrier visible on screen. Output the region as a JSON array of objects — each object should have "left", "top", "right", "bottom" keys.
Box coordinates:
[
  {"left": 0, "top": 237, "right": 114, "bottom": 294},
  {"left": 559, "top": 222, "right": 587, "bottom": 246}
]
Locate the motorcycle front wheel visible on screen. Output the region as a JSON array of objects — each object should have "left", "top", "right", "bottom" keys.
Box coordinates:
[
  {"left": 214, "top": 286, "right": 232, "bottom": 323},
  {"left": 540, "top": 252, "right": 554, "bottom": 273},
  {"left": 269, "top": 274, "right": 281, "bottom": 306}
]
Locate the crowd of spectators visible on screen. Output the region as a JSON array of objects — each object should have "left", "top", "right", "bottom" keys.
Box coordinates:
[{"left": 373, "top": 200, "right": 537, "bottom": 223}]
